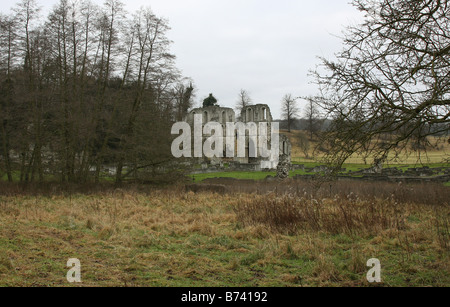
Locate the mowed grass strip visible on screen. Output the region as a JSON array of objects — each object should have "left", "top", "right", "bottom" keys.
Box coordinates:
[
  {"left": 192, "top": 171, "right": 277, "bottom": 183},
  {"left": 0, "top": 186, "right": 448, "bottom": 287}
]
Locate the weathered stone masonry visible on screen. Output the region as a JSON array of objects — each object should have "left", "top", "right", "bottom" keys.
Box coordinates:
[{"left": 184, "top": 104, "right": 291, "bottom": 171}]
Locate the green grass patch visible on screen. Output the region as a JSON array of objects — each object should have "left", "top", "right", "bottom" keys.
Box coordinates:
[
  {"left": 191, "top": 161, "right": 450, "bottom": 183},
  {"left": 192, "top": 171, "right": 276, "bottom": 183},
  {"left": 0, "top": 171, "right": 21, "bottom": 182}
]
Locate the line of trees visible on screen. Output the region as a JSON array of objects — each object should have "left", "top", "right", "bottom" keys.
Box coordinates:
[
  {"left": 0, "top": 0, "right": 194, "bottom": 184},
  {"left": 279, "top": 94, "right": 324, "bottom": 138}
]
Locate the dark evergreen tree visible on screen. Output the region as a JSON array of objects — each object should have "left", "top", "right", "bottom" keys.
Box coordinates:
[{"left": 203, "top": 93, "right": 218, "bottom": 108}]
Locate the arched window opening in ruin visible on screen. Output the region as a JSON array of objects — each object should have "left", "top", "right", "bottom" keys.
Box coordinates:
[
  {"left": 263, "top": 108, "right": 267, "bottom": 120},
  {"left": 247, "top": 108, "right": 253, "bottom": 122},
  {"left": 203, "top": 111, "right": 208, "bottom": 123}
]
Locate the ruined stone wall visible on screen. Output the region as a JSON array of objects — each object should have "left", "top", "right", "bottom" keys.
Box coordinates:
[
  {"left": 241, "top": 104, "right": 273, "bottom": 123},
  {"left": 185, "top": 106, "right": 236, "bottom": 125},
  {"left": 184, "top": 104, "right": 291, "bottom": 170}
]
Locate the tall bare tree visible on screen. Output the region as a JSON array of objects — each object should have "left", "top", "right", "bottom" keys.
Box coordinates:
[
  {"left": 113, "top": 8, "right": 177, "bottom": 183},
  {"left": 13, "top": 0, "right": 46, "bottom": 182},
  {"left": 173, "top": 80, "right": 195, "bottom": 121},
  {"left": 281, "top": 94, "right": 299, "bottom": 132},
  {"left": 236, "top": 89, "right": 252, "bottom": 120},
  {"left": 0, "top": 14, "right": 18, "bottom": 182},
  {"left": 303, "top": 97, "right": 323, "bottom": 141},
  {"left": 0, "top": 0, "right": 189, "bottom": 184},
  {"left": 311, "top": 0, "right": 450, "bottom": 168}
]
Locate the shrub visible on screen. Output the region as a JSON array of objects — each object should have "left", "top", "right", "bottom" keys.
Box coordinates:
[{"left": 235, "top": 193, "right": 405, "bottom": 236}]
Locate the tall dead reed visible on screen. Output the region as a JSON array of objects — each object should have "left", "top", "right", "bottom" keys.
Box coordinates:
[{"left": 235, "top": 193, "right": 406, "bottom": 236}]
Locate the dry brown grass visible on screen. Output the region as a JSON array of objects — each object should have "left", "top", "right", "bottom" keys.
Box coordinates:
[
  {"left": 204, "top": 178, "right": 450, "bottom": 207},
  {"left": 0, "top": 182, "right": 448, "bottom": 287},
  {"left": 235, "top": 193, "right": 406, "bottom": 236}
]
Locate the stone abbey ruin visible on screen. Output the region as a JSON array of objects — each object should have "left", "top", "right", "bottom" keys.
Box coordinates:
[{"left": 184, "top": 104, "right": 292, "bottom": 173}]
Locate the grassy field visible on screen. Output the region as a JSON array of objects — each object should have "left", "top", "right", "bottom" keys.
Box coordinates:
[
  {"left": 192, "top": 162, "right": 450, "bottom": 184},
  {"left": 0, "top": 183, "right": 448, "bottom": 287},
  {"left": 284, "top": 130, "right": 450, "bottom": 165},
  {"left": 281, "top": 130, "right": 450, "bottom": 165},
  {"left": 0, "top": 131, "right": 449, "bottom": 287},
  {"left": 188, "top": 130, "right": 450, "bottom": 184}
]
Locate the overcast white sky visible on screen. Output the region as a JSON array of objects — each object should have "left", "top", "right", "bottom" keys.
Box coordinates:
[{"left": 2, "top": 0, "right": 364, "bottom": 119}]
